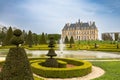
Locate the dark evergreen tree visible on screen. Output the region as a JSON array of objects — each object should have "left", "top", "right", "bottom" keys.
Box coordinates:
[
  {"left": 21, "top": 30, "right": 27, "bottom": 45},
  {"left": 0, "top": 30, "right": 6, "bottom": 45},
  {"left": 45, "top": 33, "right": 48, "bottom": 43},
  {"left": 64, "top": 36, "right": 69, "bottom": 44},
  {"left": 40, "top": 32, "right": 46, "bottom": 44},
  {"left": 117, "top": 43, "right": 119, "bottom": 49},
  {"left": 32, "top": 33, "right": 38, "bottom": 45},
  {"left": 115, "top": 33, "right": 119, "bottom": 41},
  {"left": 27, "top": 30, "right": 33, "bottom": 47},
  {"left": 38, "top": 34, "right": 41, "bottom": 44},
  {"left": 69, "top": 36, "right": 74, "bottom": 48},
  {"left": 94, "top": 43, "right": 97, "bottom": 48},
  {"left": 0, "top": 29, "right": 34, "bottom": 80},
  {"left": 48, "top": 34, "right": 61, "bottom": 43},
  {"left": 3, "top": 27, "right": 13, "bottom": 45}
]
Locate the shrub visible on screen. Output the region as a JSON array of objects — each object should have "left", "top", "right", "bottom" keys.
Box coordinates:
[
  {"left": 58, "top": 60, "right": 67, "bottom": 68},
  {"left": 30, "top": 58, "right": 92, "bottom": 78},
  {"left": 0, "top": 47, "right": 34, "bottom": 80},
  {"left": 13, "top": 29, "right": 22, "bottom": 36},
  {"left": 39, "top": 60, "right": 67, "bottom": 68}
]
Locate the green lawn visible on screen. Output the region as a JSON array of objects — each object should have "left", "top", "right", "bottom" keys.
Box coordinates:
[
  {"left": 92, "top": 61, "right": 120, "bottom": 80},
  {"left": 1, "top": 40, "right": 120, "bottom": 52}
]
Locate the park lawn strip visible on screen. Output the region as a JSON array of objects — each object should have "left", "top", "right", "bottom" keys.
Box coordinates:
[
  {"left": 1, "top": 42, "right": 120, "bottom": 52},
  {"left": 91, "top": 61, "right": 120, "bottom": 80}
]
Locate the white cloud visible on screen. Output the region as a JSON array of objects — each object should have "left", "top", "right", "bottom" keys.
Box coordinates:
[{"left": 0, "top": 0, "right": 120, "bottom": 39}]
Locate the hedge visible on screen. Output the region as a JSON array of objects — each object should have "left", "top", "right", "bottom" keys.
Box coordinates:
[
  {"left": 58, "top": 60, "right": 67, "bottom": 68},
  {"left": 30, "top": 58, "right": 92, "bottom": 78},
  {"left": 31, "top": 60, "right": 67, "bottom": 68}
]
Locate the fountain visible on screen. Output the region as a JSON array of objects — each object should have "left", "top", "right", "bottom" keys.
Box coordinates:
[
  {"left": 59, "top": 38, "right": 65, "bottom": 58},
  {"left": 59, "top": 38, "right": 65, "bottom": 53}
]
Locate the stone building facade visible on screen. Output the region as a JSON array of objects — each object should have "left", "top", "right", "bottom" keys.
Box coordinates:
[{"left": 62, "top": 19, "right": 98, "bottom": 41}]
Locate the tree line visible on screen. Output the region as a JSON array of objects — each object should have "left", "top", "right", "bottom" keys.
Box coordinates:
[
  {"left": 0, "top": 27, "right": 61, "bottom": 47},
  {"left": 102, "top": 33, "right": 120, "bottom": 41}
]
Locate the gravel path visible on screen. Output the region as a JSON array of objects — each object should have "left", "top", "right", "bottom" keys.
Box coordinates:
[{"left": 33, "top": 66, "right": 105, "bottom": 80}]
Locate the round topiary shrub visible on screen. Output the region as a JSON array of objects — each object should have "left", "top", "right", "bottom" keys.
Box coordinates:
[
  {"left": 13, "top": 29, "right": 22, "bottom": 36},
  {"left": 11, "top": 29, "right": 24, "bottom": 47},
  {"left": 30, "top": 58, "right": 92, "bottom": 78}
]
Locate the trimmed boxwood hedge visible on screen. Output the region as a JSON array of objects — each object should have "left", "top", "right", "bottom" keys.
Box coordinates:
[
  {"left": 30, "top": 58, "right": 92, "bottom": 78},
  {"left": 58, "top": 60, "right": 67, "bottom": 68},
  {"left": 31, "top": 60, "right": 67, "bottom": 68}
]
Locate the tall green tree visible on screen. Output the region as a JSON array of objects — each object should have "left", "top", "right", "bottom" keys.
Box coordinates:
[
  {"left": 40, "top": 32, "right": 47, "bottom": 44},
  {"left": 32, "top": 33, "right": 39, "bottom": 45},
  {"left": 21, "top": 30, "right": 27, "bottom": 45},
  {"left": 64, "top": 36, "right": 69, "bottom": 44},
  {"left": 48, "top": 34, "right": 61, "bottom": 43},
  {"left": 27, "top": 30, "right": 33, "bottom": 47},
  {"left": 3, "top": 27, "right": 13, "bottom": 45},
  {"left": 115, "top": 33, "right": 119, "bottom": 41},
  {"left": 0, "top": 27, "right": 7, "bottom": 45},
  {"left": 69, "top": 36, "right": 74, "bottom": 48},
  {"left": 0, "top": 31, "right": 6, "bottom": 45}
]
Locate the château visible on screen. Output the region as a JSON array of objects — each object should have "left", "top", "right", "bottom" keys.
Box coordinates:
[{"left": 62, "top": 19, "right": 98, "bottom": 41}]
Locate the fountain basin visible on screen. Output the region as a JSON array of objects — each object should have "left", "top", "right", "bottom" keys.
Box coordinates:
[{"left": 30, "top": 58, "right": 92, "bottom": 78}]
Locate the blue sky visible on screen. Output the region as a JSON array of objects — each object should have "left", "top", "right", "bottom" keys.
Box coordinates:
[{"left": 0, "top": 0, "right": 120, "bottom": 39}]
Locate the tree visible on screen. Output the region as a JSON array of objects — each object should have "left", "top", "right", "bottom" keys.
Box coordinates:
[
  {"left": 21, "top": 30, "right": 27, "bottom": 45},
  {"left": 0, "top": 31, "right": 6, "bottom": 45},
  {"left": 94, "top": 43, "right": 97, "bottom": 48},
  {"left": 3, "top": 27, "right": 13, "bottom": 45},
  {"left": 115, "top": 33, "right": 119, "bottom": 41},
  {"left": 117, "top": 43, "right": 119, "bottom": 49},
  {"left": 27, "top": 30, "right": 33, "bottom": 47},
  {"left": 32, "top": 33, "right": 39, "bottom": 45},
  {"left": 64, "top": 36, "right": 69, "bottom": 44},
  {"left": 40, "top": 32, "right": 47, "bottom": 44},
  {"left": 102, "top": 33, "right": 113, "bottom": 41},
  {"left": 69, "top": 36, "right": 74, "bottom": 48},
  {"left": 0, "top": 27, "right": 7, "bottom": 44}
]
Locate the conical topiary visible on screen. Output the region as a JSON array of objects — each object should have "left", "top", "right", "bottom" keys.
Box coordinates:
[
  {"left": 44, "top": 37, "right": 58, "bottom": 68},
  {"left": 47, "top": 37, "right": 57, "bottom": 58},
  {"left": 0, "top": 29, "right": 34, "bottom": 80}
]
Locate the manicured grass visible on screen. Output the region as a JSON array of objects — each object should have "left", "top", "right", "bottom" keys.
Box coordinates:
[
  {"left": 0, "top": 40, "right": 120, "bottom": 52},
  {"left": 91, "top": 61, "right": 120, "bottom": 80}
]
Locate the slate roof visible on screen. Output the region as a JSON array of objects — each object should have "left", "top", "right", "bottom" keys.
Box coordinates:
[{"left": 62, "top": 20, "right": 97, "bottom": 30}]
